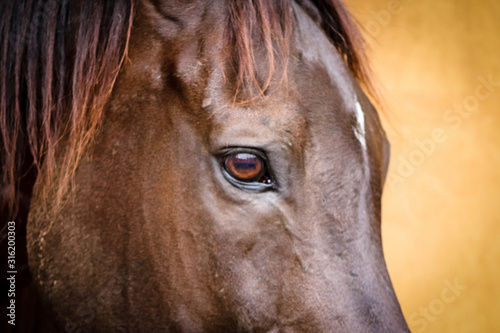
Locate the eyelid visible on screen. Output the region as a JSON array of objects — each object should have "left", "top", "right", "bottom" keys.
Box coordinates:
[{"left": 219, "top": 147, "right": 268, "bottom": 160}]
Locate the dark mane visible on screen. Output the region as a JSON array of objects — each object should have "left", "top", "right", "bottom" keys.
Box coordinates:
[
  {"left": 0, "top": 0, "right": 370, "bottom": 220},
  {"left": 226, "top": 0, "right": 371, "bottom": 100},
  {"left": 225, "top": 0, "right": 292, "bottom": 99},
  {"left": 0, "top": 0, "right": 135, "bottom": 221}
]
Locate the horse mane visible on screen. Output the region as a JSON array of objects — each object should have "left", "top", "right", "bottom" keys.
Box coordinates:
[
  {"left": 227, "top": 0, "right": 371, "bottom": 99},
  {"left": 0, "top": 0, "right": 370, "bottom": 220},
  {"left": 0, "top": 0, "right": 135, "bottom": 221}
]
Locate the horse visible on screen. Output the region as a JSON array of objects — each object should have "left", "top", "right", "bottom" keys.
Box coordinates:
[{"left": 0, "top": 0, "right": 409, "bottom": 331}]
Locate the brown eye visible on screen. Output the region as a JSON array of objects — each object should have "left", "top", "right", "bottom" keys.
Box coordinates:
[{"left": 223, "top": 153, "right": 266, "bottom": 182}]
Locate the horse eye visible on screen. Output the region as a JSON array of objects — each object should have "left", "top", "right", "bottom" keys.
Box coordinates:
[{"left": 223, "top": 153, "right": 268, "bottom": 183}]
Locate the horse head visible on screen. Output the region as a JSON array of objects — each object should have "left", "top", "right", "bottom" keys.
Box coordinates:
[{"left": 1, "top": 0, "right": 408, "bottom": 331}]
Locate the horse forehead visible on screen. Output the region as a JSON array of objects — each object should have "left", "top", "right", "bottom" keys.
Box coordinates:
[
  {"left": 292, "top": 3, "right": 368, "bottom": 151},
  {"left": 145, "top": 0, "right": 208, "bottom": 33},
  {"left": 143, "top": 0, "right": 225, "bottom": 38},
  {"left": 292, "top": 2, "right": 356, "bottom": 105},
  {"left": 135, "top": 0, "right": 362, "bottom": 136}
]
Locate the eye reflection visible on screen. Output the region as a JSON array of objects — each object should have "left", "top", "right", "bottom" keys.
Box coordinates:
[{"left": 223, "top": 153, "right": 266, "bottom": 182}]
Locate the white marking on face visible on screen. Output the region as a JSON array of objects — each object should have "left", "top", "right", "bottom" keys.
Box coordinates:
[{"left": 354, "top": 99, "right": 367, "bottom": 150}]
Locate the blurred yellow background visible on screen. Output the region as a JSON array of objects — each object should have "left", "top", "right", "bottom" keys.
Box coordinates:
[{"left": 346, "top": 0, "right": 500, "bottom": 332}]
